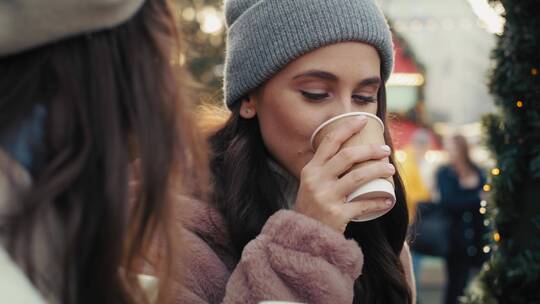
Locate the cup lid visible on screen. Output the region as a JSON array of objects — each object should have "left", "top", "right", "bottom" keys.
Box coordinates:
[{"left": 310, "top": 112, "right": 385, "bottom": 151}]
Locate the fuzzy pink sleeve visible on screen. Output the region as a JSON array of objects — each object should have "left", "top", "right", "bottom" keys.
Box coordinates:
[{"left": 222, "top": 210, "right": 364, "bottom": 304}]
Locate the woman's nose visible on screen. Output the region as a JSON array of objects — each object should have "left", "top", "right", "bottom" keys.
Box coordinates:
[{"left": 328, "top": 97, "right": 354, "bottom": 117}]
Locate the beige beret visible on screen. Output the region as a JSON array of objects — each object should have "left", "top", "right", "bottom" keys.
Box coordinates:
[{"left": 0, "top": 0, "right": 145, "bottom": 56}]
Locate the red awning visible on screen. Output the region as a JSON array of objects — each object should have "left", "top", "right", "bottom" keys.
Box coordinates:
[{"left": 393, "top": 36, "right": 420, "bottom": 74}]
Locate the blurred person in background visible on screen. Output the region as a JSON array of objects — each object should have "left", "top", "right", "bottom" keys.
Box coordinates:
[
  {"left": 0, "top": 0, "right": 205, "bottom": 303},
  {"left": 400, "top": 128, "right": 437, "bottom": 297},
  {"left": 437, "top": 134, "right": 488, "bottom": 304},
  {"left": 402, "top": 129, "right": 435, "bottom": 224}
]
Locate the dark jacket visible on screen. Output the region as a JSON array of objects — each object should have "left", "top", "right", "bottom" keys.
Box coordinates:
[{"left": 436, "top": 165, "right": 489, "bottom": 265}]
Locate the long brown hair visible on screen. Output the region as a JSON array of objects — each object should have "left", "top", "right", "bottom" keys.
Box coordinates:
[
  {"left": 0, "top": 0, "right": 205, "bottom": 303},
  {"left": 206, "top": 85, "right": 412, "bottom": 303},
  {"left": 451, "top": 134, "right": 475, "bottom": 171}
]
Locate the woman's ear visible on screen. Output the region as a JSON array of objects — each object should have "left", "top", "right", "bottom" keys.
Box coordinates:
[{"left": 239, "top": 96, "right": 257, "bottom": 119}]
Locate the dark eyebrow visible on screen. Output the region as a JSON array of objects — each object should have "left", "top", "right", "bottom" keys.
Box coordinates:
[
  {"left": 293, "top": 70, "right": 338, "bottom": 81},
  {"left": 358, "top": 77, "right": 382, "bottom": 87},
  {"left": 293, "top": 70, "right": 381, "bottom": 87}
]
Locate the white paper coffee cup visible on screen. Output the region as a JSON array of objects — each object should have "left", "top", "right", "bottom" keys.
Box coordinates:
[{"left": 310, "top": 112, "right": 396, "bottom": 222}]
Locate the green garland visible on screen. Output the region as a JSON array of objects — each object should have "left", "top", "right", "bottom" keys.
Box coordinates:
[{"left": 462, "top": 0, "right": 540, "bottom": 303}]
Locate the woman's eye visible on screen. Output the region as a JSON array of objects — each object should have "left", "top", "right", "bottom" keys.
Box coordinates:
[
  {"left": 301, "top": 90, "right": 330, "bottom": 101},
  {"left": 353, "top": 95, "right": 377, "bottom": 103}
]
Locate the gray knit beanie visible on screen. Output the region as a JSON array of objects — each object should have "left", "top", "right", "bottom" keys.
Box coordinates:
[
  {"left": 223, "top": 0, "right": 394, "bottom": 109},
  {"left": 0, "top": 0, "right": 145, "bottom": 56}
]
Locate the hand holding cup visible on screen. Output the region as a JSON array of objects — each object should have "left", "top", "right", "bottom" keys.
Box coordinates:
[{"left": 293, "top": 113, "right": 396, "bottom": 233}]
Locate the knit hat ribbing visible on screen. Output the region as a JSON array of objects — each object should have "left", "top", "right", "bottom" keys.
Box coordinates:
[{"left": 223, "top": 0, "right": 394, "bottom": 109}]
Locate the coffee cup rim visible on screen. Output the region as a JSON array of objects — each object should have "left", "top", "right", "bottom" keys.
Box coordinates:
[{"left": 310, "top": 112, "right": 385, "bottom": 151}]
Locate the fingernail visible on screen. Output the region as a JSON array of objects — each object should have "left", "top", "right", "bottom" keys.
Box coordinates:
[
  {"left": 386, "top": 163, "right": 395, "bottom": 172},
  {"left": 385, "top": 199, "right": 393, "bottom": 206},
  {"left": 381, "top": 145, "right": 391, "bottom": 153}
]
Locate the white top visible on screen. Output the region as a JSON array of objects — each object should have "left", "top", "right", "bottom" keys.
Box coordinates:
[
  {"left": 0, "top": 246, "right": 47, "bottom": 303},
  {"left": 0, "top": 149, "right": 46, "bottom": 302}
]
